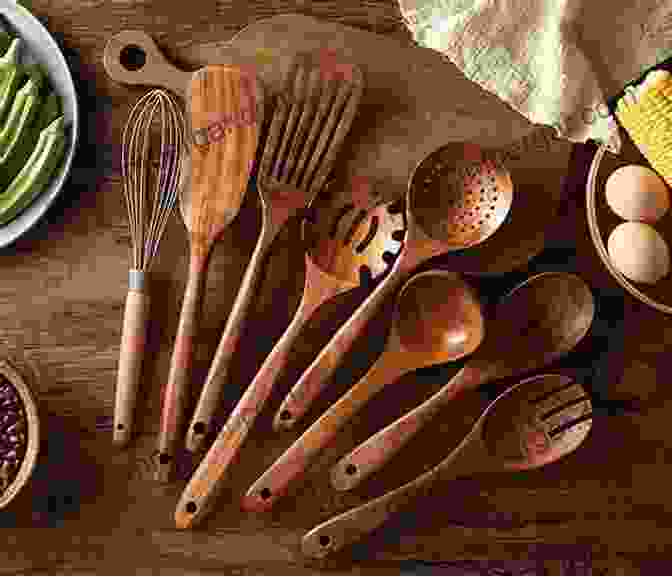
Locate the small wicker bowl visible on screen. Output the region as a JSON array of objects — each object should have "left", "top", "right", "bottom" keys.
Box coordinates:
[
  {"left": 0, "top": 359, "right": 40, "bottom": 509},
  {"left": 586, "top": 130, "right": 672, "bottom": 314}
]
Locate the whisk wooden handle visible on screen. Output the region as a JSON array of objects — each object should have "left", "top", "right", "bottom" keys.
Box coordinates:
[
  {"left": 113, "top": 271, "right": 151, "bottom": 447},
  {"left": 157, "top": 258, "right": 207, "bottom": 482}
]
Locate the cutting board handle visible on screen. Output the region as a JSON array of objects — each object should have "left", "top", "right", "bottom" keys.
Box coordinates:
[{"left": 103, "top": 30, "right": 193, "bottom": 97}]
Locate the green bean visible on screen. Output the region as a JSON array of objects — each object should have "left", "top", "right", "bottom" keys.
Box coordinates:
[
  {"left": 0, "top": 86, "right": 57, "bottom": 191},
  {"left": 35, "top": 89, "right": 60, "bottom": 132},
  {"left": 0, "top": 70, "right": 42, "bottom": 167},
  {"left": 0, "top": 38, "right": 22, "bottom": 125},
  {"left": 0, "top": 31, "right": 12, "bottom": 56},
  {"left": 0, "top": 115, "right": 65, "bottom": 225}
]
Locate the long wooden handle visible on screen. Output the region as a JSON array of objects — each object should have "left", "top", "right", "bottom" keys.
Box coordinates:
[
  {"left": 185, "top": 220, "right": 278, "bottom": 453},
  {"left": 175, "top": 282, "right": 324, "bottom": 529},
  {"left": 329, "top": 365, "right": 485, "bottom": 491},
  {"left": 243, "top": 349, "right": 412, "bottom": 512},
  {"left": 103, "top": 30, "right": 192, "bottom": 96},
  {"left": 272, "top": 257, "right": 412, "bottom": 431},
  {"left": 156, "top": 257, "right": 207, "bottom": 482},
  {"left": 302, "top": 428, "right": 487, "bottom": 559},
  {"left": 113, "top": 270, "right": 151, "bottom": 447}
]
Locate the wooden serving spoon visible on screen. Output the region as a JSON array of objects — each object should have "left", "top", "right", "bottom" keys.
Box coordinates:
[
  {"left": 173, "top": 183, "right": 404, "bottom": 528},
  {"left": 242, "top": 269, "right": 485, "bottom": 511},
  {"left": 302, "top": 373, "right": 593, "bottom": 558},
  {"left": 184, "top": 54, "right": 364, "bottom": 453},
  {"left": 155, "top": 65, "right": 264, "bottom": 482},
  {"left": 330, "top": 271, "right": 594, "bottom": 491},
  {"left": 274, "top": 142, "right": 514, "bottom": 431}
]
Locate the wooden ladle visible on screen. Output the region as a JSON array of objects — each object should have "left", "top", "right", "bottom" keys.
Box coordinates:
[
  {"left": 274, "top": 142, "right": 513, "bottom": 430},
  {"left": 173, "top": 182, "right": 404, "bottom": 529},
  {"left": 330, "top": 271, "right": 594, "bottom": 491},
  {"left": 302, "top": 373, "right": 593, "bottom": 558},
  {"left": 242, "top": 269, "right": 485, "bottom": 511},
  {"left": 155, "top": 65, "right": 264, "bottom": 482}
]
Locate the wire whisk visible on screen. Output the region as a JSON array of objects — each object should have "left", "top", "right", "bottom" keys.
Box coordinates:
[{"left": 114, "top": 88, "right": 187, "bottom": 447}]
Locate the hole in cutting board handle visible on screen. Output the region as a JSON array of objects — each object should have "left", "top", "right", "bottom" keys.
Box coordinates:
[{"left": 120, "top": 45, "right": 147, "bottom": 72}]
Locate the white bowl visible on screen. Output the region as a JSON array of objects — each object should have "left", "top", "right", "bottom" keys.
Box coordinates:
[{"left": 0, "top": 0, "right": 79, "bottom": 248}]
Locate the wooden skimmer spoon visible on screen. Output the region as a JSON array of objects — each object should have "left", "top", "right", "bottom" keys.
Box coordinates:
[
  {"left": 302, "top": 373, "right": 593, "bottom": 558},
  {"left": 173, "top": 183, "right": 404, "bottom": 528},
  {"left": 242, "top": 269, "right": 485, "bottom": 511},
  {"left": 184, "top": 54, "right": 365, "bottom": 454},
  {"left": 329, "top": 271, "right": 595, "bottom": 491},
  {"left": 155, "top": 65, "right": 264, "bottom": 482},
  {"left": 273, "top": 142, "right": 514, "bottom": 431}
]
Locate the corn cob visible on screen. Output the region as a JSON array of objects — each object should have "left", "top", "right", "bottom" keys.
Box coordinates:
[{"left": 615, "top": 68, "right": 672, "bottom": 188}]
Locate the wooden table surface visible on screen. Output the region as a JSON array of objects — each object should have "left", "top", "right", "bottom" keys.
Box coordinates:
[{"left": 0, "top": 0, "right": 670, "bottom": 574}]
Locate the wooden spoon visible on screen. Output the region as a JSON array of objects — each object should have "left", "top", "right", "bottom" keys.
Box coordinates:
[
  {"left": 302, "top": 373, "right": 593, "bottom": 558},
  {"left": 184, "top": 54, "right": 364, "bottom": 453},
  {"left": 155, "top": 65, "right": 264, "bottom": 482},
  {"left": 173, "top": 183, "right": 404, "bottom": 528},
  {"left": 242, "top": 269, "right": 485, "bottom": 511},
  {"left": 274, "top": 143, "right": 513, "bottom": 431},
  {"left": 330, "top": 271, "right": 594, "bottom": 491}
]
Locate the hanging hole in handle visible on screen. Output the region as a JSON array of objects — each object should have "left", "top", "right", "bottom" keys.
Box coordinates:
[
  {"left": 391, "top": 229, "right": 405, "bottom": 242},
  {"left": 116, "top": 424, "right": 124, "bottom": 431},
  {"left": 381, "top": 251, "right": 396, "bottom": 265},
  {"left": 345, "top": 464, "right": 357, "bottom": 476},
  {"left": 192, "top": 422, "right": 206, "bottom": 436},
  {"left": 120, "top": 45, "right": 147, "bottom": 72},
  {"left": 359, "top": 264, "right": 373, "bottom": 288},
  {"left": 319, "top": 535, "right": 331, "bottom": 547},
  {"left": 158, "top": 453, "right": 172, "bottom": 464},
  {"left": 185, "top": 501, "right": 197, "bottom": 514},
  {"left": 260, "top": 488, "right": 272, "bottom": 500}
]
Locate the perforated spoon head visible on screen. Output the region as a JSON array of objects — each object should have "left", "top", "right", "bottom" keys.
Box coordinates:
[
  {"left": 408, "top": 142, "right": 513, "bottom": 250},
  {"left": 481, "top": 373, "right": 593, "bottom": 471},
  {"left": 393, "top": 270, "right": 485, "bottom": 362},
  {"left": 303, "top": 187, "right": 405, "bottom": 287}
]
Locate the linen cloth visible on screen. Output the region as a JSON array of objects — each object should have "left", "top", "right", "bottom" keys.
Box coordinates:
[{"left": 398, "top": 0, "right": 672, "bottom": 153}]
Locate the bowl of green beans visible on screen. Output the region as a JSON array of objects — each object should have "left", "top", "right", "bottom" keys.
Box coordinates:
[{"left": 0, "top": 0, "right": 78, "bottom": 248}]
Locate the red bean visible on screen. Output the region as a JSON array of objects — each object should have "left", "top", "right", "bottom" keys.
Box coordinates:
[{"left": 0, "top": 376, "right": 27, "bottom": 494}]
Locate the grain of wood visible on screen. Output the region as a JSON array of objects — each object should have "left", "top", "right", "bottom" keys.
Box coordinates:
[{"left": 0, "top": 0, "right": 664, "bottom": 573}]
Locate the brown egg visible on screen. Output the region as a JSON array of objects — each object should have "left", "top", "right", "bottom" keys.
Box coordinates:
[
  {"left": 607, "top": 222, "right": 670, "bottom": 284},
  {"left": 605, "top": 165, "right": 670, "bottom": 222}
]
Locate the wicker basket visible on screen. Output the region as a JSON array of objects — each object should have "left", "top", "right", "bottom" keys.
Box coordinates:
[{"left": 586, "top": 134, "right": 672, "bottom": 314}]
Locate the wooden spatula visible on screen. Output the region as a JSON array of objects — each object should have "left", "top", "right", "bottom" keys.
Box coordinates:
[{"left": 156, "top": 65, "right": 264, "bottom": 482}]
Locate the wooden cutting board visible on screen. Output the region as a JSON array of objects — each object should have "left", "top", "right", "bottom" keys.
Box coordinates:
[{"left": 108, "top": 13, "right": 573, "bottom": 274}]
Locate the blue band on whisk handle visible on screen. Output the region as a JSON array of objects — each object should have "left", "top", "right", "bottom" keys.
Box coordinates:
[{"left": 128, "top": 269, "right": 146, "bottom": 292}]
